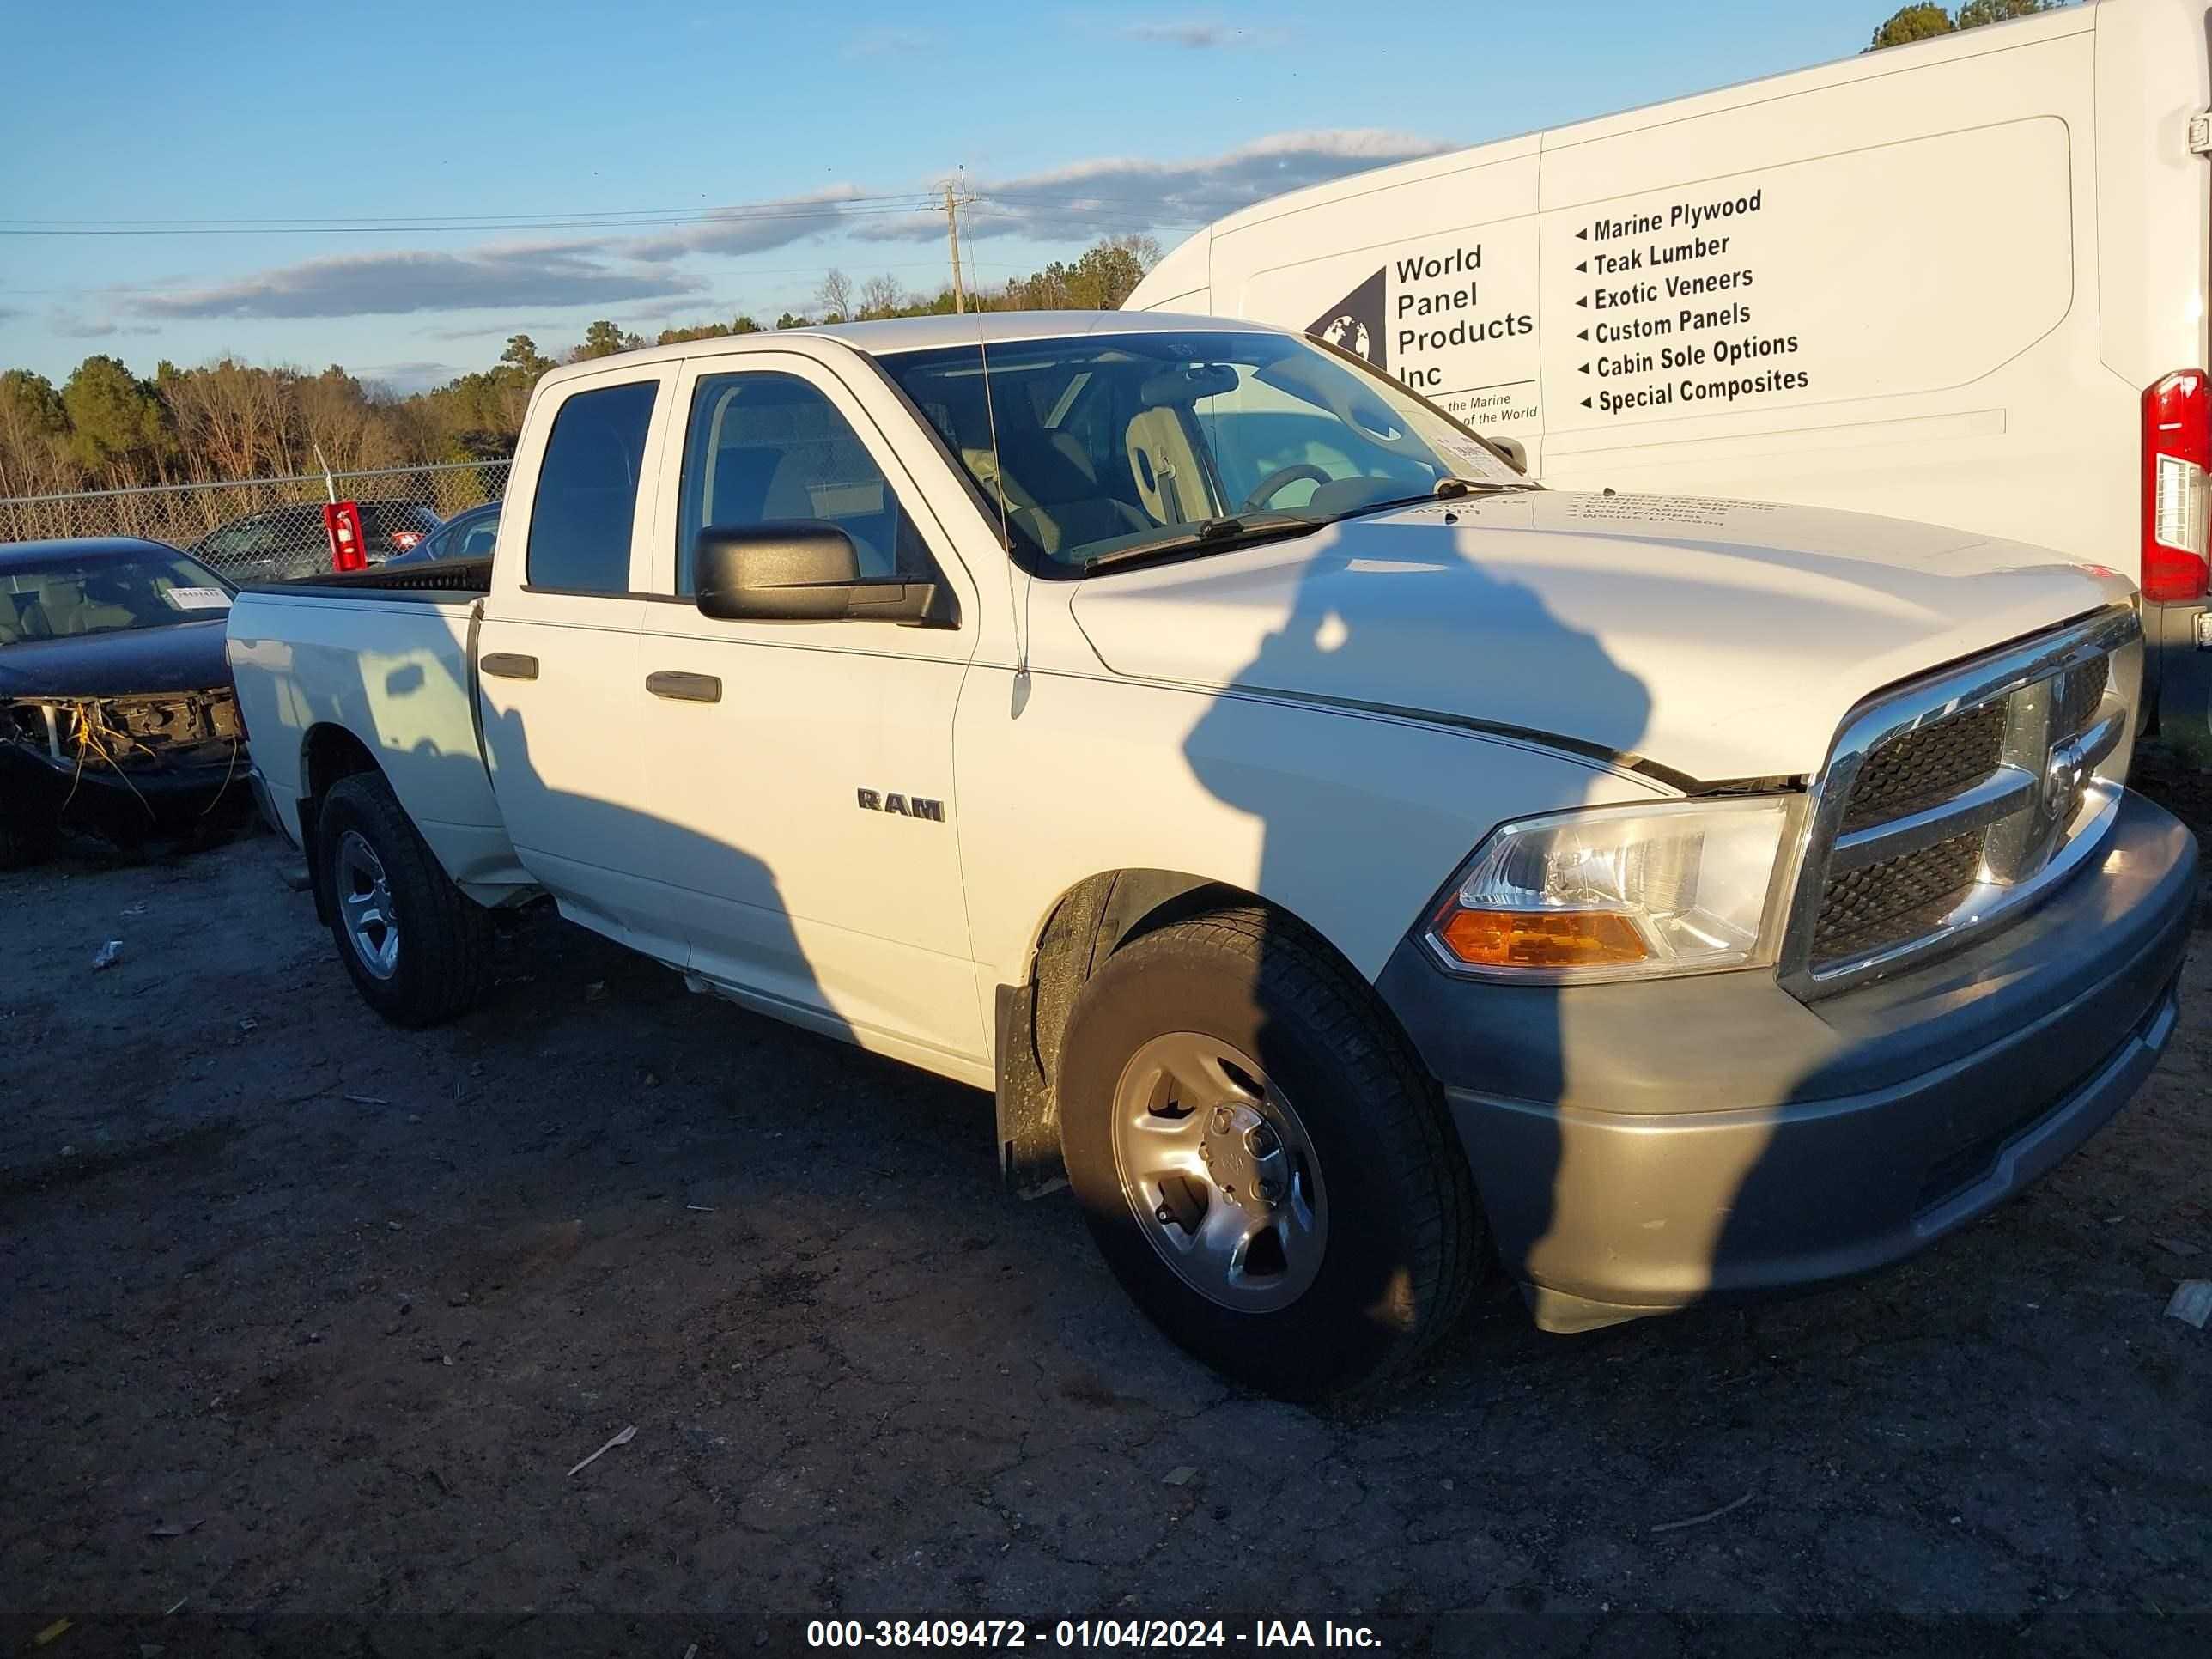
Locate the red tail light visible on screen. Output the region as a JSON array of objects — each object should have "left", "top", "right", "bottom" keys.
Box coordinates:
[
  {"left": 2142, "top": 368, "right": 2209, "bottom": 603},
  {"left": 390, "top": 531, "right": 423, "bottom": 550}
]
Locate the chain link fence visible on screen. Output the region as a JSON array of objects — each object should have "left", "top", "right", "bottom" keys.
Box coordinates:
[{"left": 0, "top": 459, "right": 511, "bottom": 580}]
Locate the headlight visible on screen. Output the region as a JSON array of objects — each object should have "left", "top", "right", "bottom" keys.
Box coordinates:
[{"left": 1425, "top": 797, "right": 1795, "bottom": 981}]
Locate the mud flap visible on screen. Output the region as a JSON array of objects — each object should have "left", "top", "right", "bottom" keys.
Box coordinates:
[{"left": 994, "top": 981, "right": 1066, "bottom": 1198}]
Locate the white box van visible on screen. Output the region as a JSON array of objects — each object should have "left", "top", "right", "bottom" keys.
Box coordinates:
[{"left": 1127, "top": 0, "right": 2212, "bottom": 756}]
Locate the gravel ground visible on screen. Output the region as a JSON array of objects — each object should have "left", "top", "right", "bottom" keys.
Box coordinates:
[{"left": 3, "top": 773, "right": 2209, "bottom": 1657}]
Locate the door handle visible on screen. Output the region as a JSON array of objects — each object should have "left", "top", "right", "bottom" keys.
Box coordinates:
[
  {"left": 481, "top": 652, "right": 538, "bottom": 680},
  {"left": 647, "top": 670, "right": 721, "bottom": 703}
]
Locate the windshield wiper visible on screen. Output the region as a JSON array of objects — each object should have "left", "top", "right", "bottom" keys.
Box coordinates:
[
  {"left": 1075, "top": 480, "right": 1536, "bottom": 576},
  {"left": 1079, "top": 513, "right": 1321, "bottom": 575},
  {"left": 1434, "top": 476, "right": 1538, "bottom": 496},
  {"left": 1318, "top": 475, "right": 1540, "bottom": 527}
]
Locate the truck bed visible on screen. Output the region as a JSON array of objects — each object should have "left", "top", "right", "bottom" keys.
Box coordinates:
[
  {"left": 225, "top": 567, "right": 532, "bottom": 901},
  {"left": 238, "top": 556, "right": 492, "bottom": 599}
]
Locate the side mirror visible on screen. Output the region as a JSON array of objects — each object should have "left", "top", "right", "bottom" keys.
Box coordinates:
[{"left": 693, "top": 520, "right": 949, "bottom": 625}]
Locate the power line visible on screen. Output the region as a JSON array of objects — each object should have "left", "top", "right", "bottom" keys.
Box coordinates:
[
  {"left": 0, "top": 191, "right": 1208, "bottom": 239},
  {"left": 0, "top": 193, "right": 941, "bottom": 232},
  {"left": 0, "top": 194, "right": 937, "bottom": 227},
  {"left": 0, "top": 209, "right": 946, "bottom": 238},
  {"left": 0, "top": 257, "right": 1000, "bottom": 303},
  {"left": 0, "top": 230, "right": 1192, "bottom": 306}
]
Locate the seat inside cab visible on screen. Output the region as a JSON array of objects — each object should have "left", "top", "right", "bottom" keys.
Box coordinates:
[
  {"left": 937, "top": 364, "right": 1220, "bottom": 562},
  {"left": 3, "top": 571, "right": 140, "bottom": 640}
]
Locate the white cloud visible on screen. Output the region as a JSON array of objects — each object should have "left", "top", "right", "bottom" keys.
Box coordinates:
[
  {"left": 130, "top": 242, "right": 708, "bottom": 322},
  {"left": 1118, "top": 21, "right": 1284, "bottom": 48},
  {"left": 620, "top": 187, "right": 870, "bottom": 264},
  {"left": 851, "top": 129, "right": 1449, "bottom": 245},
  {"left": 49, "top": 309, "right": 160, "bottom": 338},
  {"left": 87, "top": 127, "right": 1449, "bottom": 329},
  {"left": 356, "top": 360, "right": 463, "bottom": 395},
  {"left": 420, "top": 319, "right": 565, "bottom": 342},
  {"left": 842, "top": 26, "right": 929, "bottom": 58}
]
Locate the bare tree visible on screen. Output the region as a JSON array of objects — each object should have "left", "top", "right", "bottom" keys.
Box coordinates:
[
  {"left": 858, "top": 273, "right": 909, "bottom": 319},
  {"left": 815, "top": 269, "right": 856, "bottom": 324},
  {"left": 161, "top": 357, "right": 293, "bottom": 481},
  {"left": 298, "top": 367, "right": 399, "bottom": 473}
]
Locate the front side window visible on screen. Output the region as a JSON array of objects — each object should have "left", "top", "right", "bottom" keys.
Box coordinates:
[
  {"left": 675, "top": 371, "right": 934, "bottom": 593},
  {"left": 527, "top": 379, "right": 658, "bottom": 592},
  {"left": 877, "top": 330, "right": 1527, "bottom": 575}
]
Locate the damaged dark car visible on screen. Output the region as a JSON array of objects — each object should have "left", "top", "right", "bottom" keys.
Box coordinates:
[{"left": 1, "top": 538, "right": 250, "bottom": 866}]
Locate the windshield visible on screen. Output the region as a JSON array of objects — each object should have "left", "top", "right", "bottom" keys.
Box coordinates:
[
  {"left": 0, "top": 549, "right": 234, "bottom": 645},
  {"left": 877, "top": 329, "right": 1529, "bottom": 575}
]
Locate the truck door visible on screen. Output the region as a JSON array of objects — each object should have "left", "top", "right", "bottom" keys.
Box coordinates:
[
  {"left": 477, "top": 362, "right": 684, "bottom": 961},
  {"left": 626, "top": 351, "right": 984, "bottom": 1068}
]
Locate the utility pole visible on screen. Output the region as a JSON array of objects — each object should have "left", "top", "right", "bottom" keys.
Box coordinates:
[{"left": 943, "top": 182, "right": 967, "bottom": 314}]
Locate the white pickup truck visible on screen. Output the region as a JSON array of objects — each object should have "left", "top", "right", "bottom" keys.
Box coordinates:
[{"left": 226, "top": 312, "right": 2195, "bottom": 1396}]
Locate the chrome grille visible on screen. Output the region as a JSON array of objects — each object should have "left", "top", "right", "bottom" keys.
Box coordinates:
[
  {"left": 2052, "top": 653, "right": 2110, "bottom": 743},
  {"left": 1810, "top": 830, "right": 1983, "bottom": 963},
  {"left": 1837, "top": 702, "right": 2006, "bottom": 833},
  {"left": 1781, "top": 608, "right": 2141, "bottom": 998}
]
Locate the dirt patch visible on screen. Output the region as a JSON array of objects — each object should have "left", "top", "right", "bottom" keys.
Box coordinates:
[
  {"left": 0, "top": 1116, "right": 245, "bottom": 1201},
  {"left": 2, "top": 800, "right": 2208, "bottom": 1653}
]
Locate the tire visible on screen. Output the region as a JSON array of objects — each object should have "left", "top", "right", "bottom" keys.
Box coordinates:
[
  {"left": 1057, "top": 907, "right": 1485, "bottom": 1399},
  {"left": 316, "top": 771, "right": 493, "bottom": 1027}
]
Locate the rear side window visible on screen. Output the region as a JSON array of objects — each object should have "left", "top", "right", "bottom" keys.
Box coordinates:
[{"left": 527, "top": 380, "right": 658, "bottom": 592}]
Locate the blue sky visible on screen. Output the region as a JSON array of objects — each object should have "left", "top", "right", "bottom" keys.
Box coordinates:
[{"left": 1, "top": 1, "right": 1891, "bottom": 392}]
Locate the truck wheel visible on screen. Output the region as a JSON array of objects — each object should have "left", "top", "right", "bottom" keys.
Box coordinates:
[
  {"left": 316, "top": 772, "right": 493, "bottom": 1028},
  {"left": 1057, "top": 907, "right": 1484, "bottom": 1398}
]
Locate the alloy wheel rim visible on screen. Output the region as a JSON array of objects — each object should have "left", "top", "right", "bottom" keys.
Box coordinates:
[
  {"left": 335, "top": 830, "right": 399, "bottom": 981},
  {"left": 1109, "top": 1032, "right": 1327, "bottom": 1312}
]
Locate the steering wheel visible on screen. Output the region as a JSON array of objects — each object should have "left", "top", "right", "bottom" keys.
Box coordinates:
[{"left": 1240, "top": 463, "right": 1334, "bottom": 513}]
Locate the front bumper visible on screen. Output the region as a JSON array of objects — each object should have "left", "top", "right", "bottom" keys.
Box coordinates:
[
  {"left": 0, "top": 742, "right": 250, "bottom": 843},
  {"left": 1375, "top": 789, "right": 2197, "bottom": 1333}
]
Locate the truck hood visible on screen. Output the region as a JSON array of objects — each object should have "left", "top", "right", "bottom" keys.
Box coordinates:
[
  {"left": 1066, "top": 491, "right": 2136, "bottom": 782},
  {"left": 0, "top": 618, "right": 234, "bottom": 700}
]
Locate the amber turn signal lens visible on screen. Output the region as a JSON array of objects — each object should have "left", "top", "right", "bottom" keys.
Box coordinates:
[{"left": 1436, "top": 908, "right": 1652, "bottom": 969}]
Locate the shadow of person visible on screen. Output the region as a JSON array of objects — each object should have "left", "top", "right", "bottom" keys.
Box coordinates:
[
  {"left": 472, "top": 694, "right": 852, "bottom": 1051},
  {"left": 283, "top": 620, "right": 854, "bottom": 1063},
  {"left": 1159, "top": 499, "right": 1655, "bottom": 1383}
]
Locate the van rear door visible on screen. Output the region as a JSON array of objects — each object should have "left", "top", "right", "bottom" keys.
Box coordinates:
[{"left": 2098, "top": 0, "right": 2212, "bottom": 754}]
